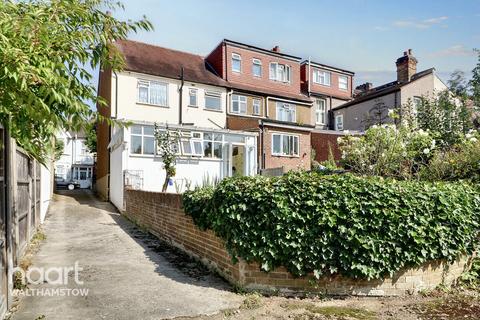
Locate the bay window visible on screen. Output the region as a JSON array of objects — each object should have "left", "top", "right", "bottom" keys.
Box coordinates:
[
  {"left": 272, "top": 134, "right": 299, "bottom": 156},
  {"left": 137, "top": 80, "right": 168, "bottom": 106}
]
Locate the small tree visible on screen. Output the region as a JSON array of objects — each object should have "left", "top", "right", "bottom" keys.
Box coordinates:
[
  {"left": 54, "top": 139, "right": 64, "bottom": 161},
  {"left": 154, "top": 124, "right": 180, "bottom": 192},
  {"left": 85, "top": 122, "right": 97, "bottom": 154}
]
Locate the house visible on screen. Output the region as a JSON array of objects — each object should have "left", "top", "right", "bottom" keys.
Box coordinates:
[
  {"left": 332, "top": 49, "right": 448, "bottom": 131},
  {"left": 206, "top": 39, "right": 314, "bottom": 173},
  {"left": 55, "top": 130, "right": 95, "bottom": 188},
  {"left": 96, "top": 40, "right": 258, "bottom": 209}
]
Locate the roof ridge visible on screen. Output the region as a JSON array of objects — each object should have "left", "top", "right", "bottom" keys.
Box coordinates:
[{"left": 117, "top": 39, "right": 205, "bottom": 59}]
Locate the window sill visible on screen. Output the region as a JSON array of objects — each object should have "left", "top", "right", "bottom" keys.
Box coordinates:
[
  {"left": 313, "top": 82, "right": 331, "bottom": 87},
  {"left": 136, "top": 102, "right": 169, "bottom": 108},
  {"left": 188, "top": 105, "right": 198, "bottom": 108},
  {"left": 204, "top": 108, "right": 223, "bottom": 113}
]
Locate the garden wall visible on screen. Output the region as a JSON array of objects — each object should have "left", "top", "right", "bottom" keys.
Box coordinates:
[{"left": 124, "top": 189, "right": 470, "bottom": 296}]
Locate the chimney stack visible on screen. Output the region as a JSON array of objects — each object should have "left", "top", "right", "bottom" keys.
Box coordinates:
[
  {"left": 354, "top": 82, "right": 373, "bottom": 96},
  {"left": 396, "top": 49, "right": 417, "bottom": 83},
  {"left": 271, "top": 46, "right": 280, "bottom": 53}
]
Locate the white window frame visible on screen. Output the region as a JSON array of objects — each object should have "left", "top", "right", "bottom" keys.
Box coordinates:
[
  {"left": 232, "top": 53, "right": 242, "bottom": 73},
  {"left": 205, "top": 91, "right": 222, "bottom": 111},
  {"left": 137, "top": 79, "right": 168, "bottom": 106},
  {"left": 252, "top": 58, "right": 262, "bottom": 77},
  {"left": 181, "top": 132, "right": 203, "bottom": 157},
  {"left": 189, "top": 88, "right": 198, "bottom": 107},
  {"left": 315, "top": 99, "right": 326, "bottom": 125},
  {"left": 313, "top": 70, "right": 331, "bottom": 86},
  {"left": 338, "top": 75, "right": 348, "bottom": 90},
  {"left": 271, "top": 133, "right": 299, "bottom": 157},
  {"left": 335, "top": 114, "right": 344, "bottom": 131},
  {"left": 231, "top": 94, "right": 247, "bottom": 114},
  {"left": 130, "top": 125, "right": 156, "bottom": 155},
  {"left": 269, "top": 62, "right": 291, "bottom": 83},
  {"left": 252, "top": 99, "right": 261, "bottom": 115},
  {"left": 276, "top": 102, "right": 296, "bottom": 122}
]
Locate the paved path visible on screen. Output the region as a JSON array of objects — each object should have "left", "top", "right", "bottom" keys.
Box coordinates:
[{"left": 11, "top": 190, "right": 241, "bottom": 320}]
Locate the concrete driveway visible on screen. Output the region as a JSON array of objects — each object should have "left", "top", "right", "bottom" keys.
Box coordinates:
[{"left": 11, "top": 190, "right": 242, "bottom": 320}]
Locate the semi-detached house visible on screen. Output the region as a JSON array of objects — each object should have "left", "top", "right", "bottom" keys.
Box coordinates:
[
  {"left": 206, "top": 40, "right": 314, "bottom": 173},
  {"left": 96, "top": 40, "right": 258, "bottom": 210}
]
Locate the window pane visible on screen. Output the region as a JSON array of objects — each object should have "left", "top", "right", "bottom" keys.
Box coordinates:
[
  {"left": 138, "top": 85, "right": 149, "bottom": 103},
  {"left": 225, "top": 135, "right": 244, "bottom": 143},
  {"left": 143, "top": 136, "right": 155, "bottom": 155},
  {"left": 214, "top": 133, "right": 222, "bottom": 141},
  {"left": 149, "top": 82, "right": 167, "bottom": 106},
  {"left": 203, "top": 141, "right": 212, "bottom": 157},
  {"left": 293, "top": 137, "right": 299, "bottom": 155},
  {"left": 143, "top": 126, "right": 154, "bottom": 136},
  {"left": 273, "top": 135, "right": 281, "bottom": 154},
  {"left": 253, "top": 63, "right": 261, "bottom": 77},
  {"left": 269, "top": 63, "right": 276, "bottom": 80},
  {"left": 232, "top": 55, "right": 241, "bottom": 72},
  {"left": 131, "top": 136, "right": 142, "bottom": 154},
  {"left": 282, "top": 135, "right": 289, "bottom": 154},
  {"left": 182, "top": 140, "right": 192, "bottom": 154},
  {"left": 205, "top": 95, "right": 221, "bottom": 110},
  {"left": 204, "top": 133, "right": 212, "bottom": 141},
  {"left": 193, "top": 141, "right": 203, "bottom": 155},
  {"left": 189, "top": 89, "right": 197, "bottom": 106},
  {"left": 131, "top": 125, "right": 142, "bottom": 134},
  {"left": 213, "top": 142, "right": 222, "bottom": 159}
]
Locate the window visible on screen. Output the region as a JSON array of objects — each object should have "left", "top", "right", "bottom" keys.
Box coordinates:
[
  {"left": 339, "top": 75, "right": 348, "bottom": 90},
  {"left": 335, "top": 114, "right": 344, "bottom": 131},
  {"left": 205, "top": 91, "right": 222, "bottom": 110},
  {"left": 315, "top": 99, "right": 326, "bottom": 125},
  {"left": 181, "top": 132, "right": 203, "bottom": 156},
  {"left": 313, "top": 70, "right": 331, "bottom": 86},
  {"left": 276, "top": 102, "right": 296, "bottom": 122},
  {"left": 269, "top": 62, "right": 291, "bottom": 83},
  {"left": 272, "top": 134, "right": 299, "bottom": 156},
  {"left": 253, "top": 99, "right": 261, "bottom": 115},
  {"left": 203, "top": 133, "right": 223, "bottom": 159},
  {"left": 130, "top": 125, "right": 155, "bottom": 155},
  {"left": 232, "top": 53, "right": 241, "bottom": 72},
  {"left": 137, "top": 80, "right": 168, "bottom": 106},
  {"left": 252, "top": 58, "right": 262, "bottom": 77},
  {"left": 231, "top": 95, "right": 247, "bottom": 114},
  {"left": 412, "top": 96, "right": 422, "bottom": 120},
  {"left": 189, "top": 88, "right": 198, "bottom": 107}
]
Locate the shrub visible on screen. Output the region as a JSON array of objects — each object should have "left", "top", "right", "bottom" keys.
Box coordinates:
[{"left": 183, "top": 172, "right": 480, "bottom": 280}]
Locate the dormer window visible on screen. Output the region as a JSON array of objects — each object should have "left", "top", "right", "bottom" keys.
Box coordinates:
[
  {"left": 252, "top": 58, "right": 262, "bottom": 77},
  {"left": 232, "top": 53, "right": 241, "bottom": 73},
  {"left": 339, "top": 75, "right": 348, "bottom": 90},
  {"left": 269, "top": 62, "right": 291, "bottom": 83},
  {"left": 313, "top": 70, "right": 331, "bottom": 86}
]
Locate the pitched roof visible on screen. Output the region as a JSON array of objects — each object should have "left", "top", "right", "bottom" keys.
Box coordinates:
[
  {"left": 333, "top": 68, "right": 435, "bottom": 111},
  {"left": 115, "top": 40, "right": 228, "bottom": 87}
]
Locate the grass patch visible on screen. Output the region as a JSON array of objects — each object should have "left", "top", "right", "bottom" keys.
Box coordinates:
[
  {"left": 240, "top": 292, "right": 263, "bottom": 310},
  {"left": 281, "top": 302, "right": 376, "bottom": 320}
]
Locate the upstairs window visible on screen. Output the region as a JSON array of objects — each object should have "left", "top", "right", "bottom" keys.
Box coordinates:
[
  {"left": 276, "top": 102, "right": 296, "bottom": 122},
  {"left": 272, "top": 134, "right": 299, "bottom": 156},
  {"left": 269, "top": 62, "right": 291, "bottom": 83},
  {"left": 313, "top": 70, "right": 331, "bottom": 86},
  {"left": 335, "top": 114, "right": 344, "bottom": 131},
  {"left": 189, "top": 88, "right": 198, "bottom": 107},
  {"left": 339, "top": 75, "right": 348, "bottom": 90},
  {"left": 137, "top": 80, "right": 168, "bottom": 106},
  {"left": 231, "top": 95, "right": 247, "bottom": 114},
  {"left": 205, "top": 91, "right": 222, "bottom": 111},
  {"left": 232, "top": 53, "right": 241, "bottom": 73},
  {"left": 252, "top": 58, "right": 262, "bottom": 77},
  {"left": 253, "top": 99, "right": 261, "bottom": 115},
  {"left": 130, "top": 125, "right": 155, "bottom": 155},
  {"left": 315, "top": 99, "right": 326, "bottom": 125}
]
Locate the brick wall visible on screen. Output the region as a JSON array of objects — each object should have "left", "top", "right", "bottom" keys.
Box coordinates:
[
  {"left": 300, "top": 64, "right": 353, "bottom": 100},
  {"left": 124, "top": 189, "right": 471, "bottom": 296},
  {"left": 311, "top": 131, "right": 345, "bottom": 162}
]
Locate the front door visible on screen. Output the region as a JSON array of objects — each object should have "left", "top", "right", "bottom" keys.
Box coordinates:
[
  {"left": 74, "top": 167, "right": 91, "bottom": 189},
  {"left": 231, "top": 145, "right": 245, "bottom": 177}
]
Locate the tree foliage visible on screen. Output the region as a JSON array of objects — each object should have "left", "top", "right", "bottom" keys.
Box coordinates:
[
  {"left": 184, "top": 173, "right": 480, "bottom": 279},
  {"left": 0, "top": 0, "right": 152, "bottom": 162},
  {"left": 54, "top": 139, "right": 64, "bottom": 161},
  {"left": 154, "top": 125, "right": 180, "bottom": 192},
  {"left": 85, "top": 121, "right": 97, "bottom": 154}
]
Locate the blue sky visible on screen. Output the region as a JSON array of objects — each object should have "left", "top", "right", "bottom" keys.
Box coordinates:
[{"left": 111, "top": 0, "right": 480, "bottom": 87}]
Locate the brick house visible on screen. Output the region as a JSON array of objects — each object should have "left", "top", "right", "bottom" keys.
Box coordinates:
[{"left": 206, "top": 39, "right": 314, "bottom": 172}]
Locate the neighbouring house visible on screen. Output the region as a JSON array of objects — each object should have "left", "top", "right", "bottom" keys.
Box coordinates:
[
  {"left": 96, "top": 40, "right": 258, "bottom": 209},
  {"left": 332, "top": 49, "right": 448, "bottom": 132},
  {"left": 299, "top": 60, "right": 355, "bottom": 162},
  {"left": 55, "top": 130, "right": 95, "bottom": 189},
  {"left": 206, "top": 39, "right": 314, "bottom": 173}
]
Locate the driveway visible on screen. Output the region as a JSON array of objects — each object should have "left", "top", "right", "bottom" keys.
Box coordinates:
[{"left": 11, "top": 190, "right": 242, "bottom": 320}]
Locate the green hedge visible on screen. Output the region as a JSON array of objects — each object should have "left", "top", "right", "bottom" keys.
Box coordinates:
[{"left": 183, "top": 173, "right": 480, "bottom": 279}]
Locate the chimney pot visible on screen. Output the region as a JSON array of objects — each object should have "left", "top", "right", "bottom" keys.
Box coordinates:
[{"left": 272, "top": 46, "right": 280, "bottom": 53}]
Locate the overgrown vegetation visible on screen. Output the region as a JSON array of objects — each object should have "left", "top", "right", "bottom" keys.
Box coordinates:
[{"left": 184, "top": 172, "right": 480, "bottom": 280}]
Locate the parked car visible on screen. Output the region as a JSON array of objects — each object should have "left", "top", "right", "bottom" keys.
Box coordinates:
[{"left": 55, "top": 177, "right": 80, "bottom": 190}]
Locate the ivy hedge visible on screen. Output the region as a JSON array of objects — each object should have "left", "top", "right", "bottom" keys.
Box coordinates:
[{"left": 183, "top": 173, "right": 480, "bottom": 280}]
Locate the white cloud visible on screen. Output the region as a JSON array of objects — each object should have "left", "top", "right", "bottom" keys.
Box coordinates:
[
  {"left": 392, "top": 16, "right": 448, "bottom": 29},
  {"left": 428, "top": 45, "right": 476, "bottom": 58}
]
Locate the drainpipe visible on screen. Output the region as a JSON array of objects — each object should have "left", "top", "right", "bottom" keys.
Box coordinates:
[
  {"left": 307, "top": 57, "right": 311, "bottom": 97},
  {"left": 259, "top": 120, "right": 265, "bottom": 171},
  {"left": 179, "top": 67, "right": 184, "bottom": 125}
]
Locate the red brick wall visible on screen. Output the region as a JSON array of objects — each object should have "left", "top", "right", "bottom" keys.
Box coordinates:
[
  {"left": 124, "top": 189, "right": 469, "bottom": 296},
  {"left": 96, "top": 67, "right": 112, "bottom": 195},
  {"left": 311, "top": 131, "right": 345, "bottom": 162},
  {"left": 300, "top": 64, "right": 353, "bottom": 100},
  {"left": 205, "top": 42, "right": 225, "bottom": 79}
]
